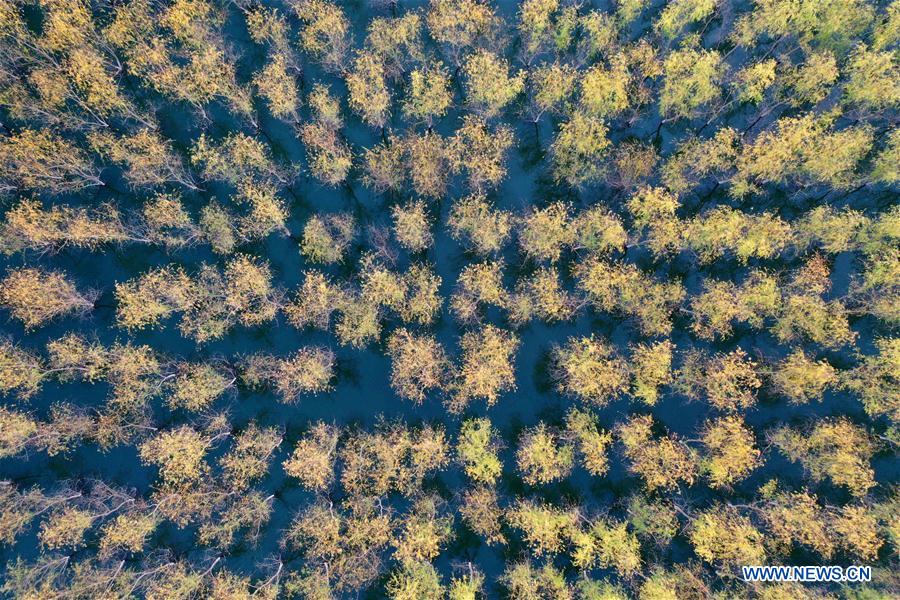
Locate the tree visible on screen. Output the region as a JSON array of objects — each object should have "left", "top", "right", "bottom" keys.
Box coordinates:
[
  {"left": 689, "top": 505, "right": 765, "bottom": 565},
  {"left": 386, "top": 329, "right": 451, "bottom": 403},
  {"left": 506, "top": 499, "right": 578, "bottom": 555},
  {"left": 392, "top": 495, "right": 454, "bottom": 563},
  {"left": 456, "top": 418, "right": 503, "bottom": 484},
  {"left": 759, "top": 486, "right": 835, "bottom": 559},
  {"left": 572, "top": 205, "right": 627, "bottom": 255},
  {"left": 509, "top": 266, "right": 576, "bottom": 326},
  {"left": 841, "top": 337, "right": 900, "bottom": 422},
  {"left": 517, "top": 0, "right": 561, "bottom": 60},
  {"left": 219, "top": 423, "right": 282, "bottom": 491},
  {"left": 363, "top": 135, "right": 406, "bottom": 194},
  {"left": 283, "top": 421, "right": 340, "bottom": 492},
  {"left": 516, "top": 422, "right": 575, "bottom": 485},
  {"left": 574, "top": 257, "right": 685, "bottom": 336},
  {"left": 608, "top": 141, "right": 658, "bottom": 190},
  {"left": 448, "top": 569, "right": 484, "bottom": 600},
  {"left": 501, "top": 561, "right": 571, "bottom": 600},
  {"left": 88, "top": 129, "right": 198, "bottom": 190},
  {"left": 660, "top": 128, "right": 739, "bottom": 195},
  {"left": 549, "top": 111, "right": 611, "bottom": 186},
  {"left": 831, "top": 504, "right": 884, "bottom": 561},
  {"left": 564, "top": 408, "right": 613, "bottom": 476},
  {"left": 141, "top": 194, "right": 202, "bottom": 249},
  {"left": 684, "top": 207, "right": 793, "bottom": 264},
  {"left": 426, "top": 0, "right": 501, "bottom": 66},
  {"left": 579, "top": 62, "right": 630, "bottom": 119},
  {"left": 447, "top": 192, "right": 513, "bottom": 255},
  {"left": 398, "top": 263, "right": 443, "bottom": 325},
  {"left": 452, "top": 325, "right": 519, "bottom": 411},
  {"left": 462, "top": 49, "right": 525, "bottom": 117},
  {"left": 699, "top": 416, "right": 760, "bottom": 488},
  {"left": 770, "top": 349, "right": 838, "bottom": 404},
  {"left": 115, "top": 265, "right": 196, "bottom": 331},
  {"left": 844, "top": 45, "right": 900, "bottom": 110},
  {"left": 403, "top": 130, "right": 453, "bottom": 199},
  {"left": 526, "top": 62, "right": 578, "bottom": 121},
  {"left": 404, "top": 62, "right": 453, "bottom": 125},
  {"left": 517, "top": 202, "right": 575, "bottom": 263},
  {"left": 253, "top": 53, "right": 300, "bottom": 121},
  {"left": 451, "top": 116, "right": 514, "bottom": 190},
  {"left": 0, "top": 198, "right": 129, "bottom": 254},
  {"left": 232, "top": 181, "right": 290, "bottom": 242},
  {"left": 139, "top": 426, "right": 214, "bottom": 487},
  {"left": 284, "top": 270, "right": 344, "bottom": 330},
  {"left": 299, "top": 121, "right": 353, "bottom": 186},
  {"left": 782, "top": 51, "right": 839, "bottom": 107},
  {"left": 346, "top": 51, "right": 391, "bottom": 128},
  {"left": 733, "top": 0, "right": 874, "bottom": 53},
  {"left": 392, "top": 201, "right": 433, "bottom": 252},
  {"left": 199, "top": 202, "right": 237, "bottom": 254},
  {"left": 552, "top": 336, "right": 629, "bottom": 407},
  {"left": 572, "top": 517, "right": 642, "bottom": 577},
  {"left": 366, "top": 13, "right": 425, "bottom": 80},
  {"left": 300, "top": 213, "right": 355, "bottom": 264},
  {"left": 731, "top": 113, "right": 873, "bottom": 197},
  {"left": 0, "top": 340, "right": 45, "bottom": 400},
  {"left": 769, "top": 419, "right": 877, "bottom": 497},
  {"left": 386, "top": 561, "right": 444, "bottom": 600},
  {"left": 241, "top": 347, "right": 336, "bottom": 402},
  {"left": 656, "top": 0, "right": 718, "bottom": 40},
  {"left": 450, "top": 260, "right": 508, "bottom": 322},
  {"left": 459, "top": 485, "right": 505, "bottom": 545},
  {"left": 627, "top": 494, "right": 679, "bottom": 548},
  {"left": 0, "top": 129, "right": 102, "bottom": 194},
  {"left": 98, "top": 510, "right": 160, "bottom": 558},
  {"left": 165, "top": 362, "right": 233, "bottom": 412},
  {"left": 689, "top": 271, "right": 780, "bottom": 340},
  {"left": 617, "top": 414, "right": 697, "bottom": 491},
  {"left": 0, "top": 267, "right": 95, "bottom": 328},
  {"left": 659, "top": 45, "right": 724, "bottom": 120},
  {"left": 732, "top": 59, "right": 777, "bottom": 104},
  {"left": 677, "top": 349, "right": 761, "bottom": 412},
  {"left": 630, "top": 341, "right": 673, "bottom": 406},
  {"left": 191, "top": 132, "right": 286, "bottom": 185},
  {"left": 291, "top": 0, "right": 351, "bottom": 72},
  {"left": 626, "top": 186, "right": 682, "bottom": 257}
]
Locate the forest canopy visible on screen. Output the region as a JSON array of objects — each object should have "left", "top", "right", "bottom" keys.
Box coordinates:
[{"left": 0, "top": 0, "right": 897, "bottom": 598}]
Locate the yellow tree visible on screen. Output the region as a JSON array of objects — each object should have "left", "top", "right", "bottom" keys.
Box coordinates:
[
  {"left": 462, "top": 50, "right": 525, "bottom": 118},
  {"left": 0, "top": 129, "right": 102, "bottom": 194},
  {"left": 386, "top": 329, "right": 451, "bottom": 404},
  {"left": 617, "top": 414, "right": 697, "bottom": 491},
  {"left": 549, "top": 111, "right": 611, "bottom": 187},
  {"left": 0, "top": 267, "right": 96, "bottom": 328},
  {"left": 769, "top": 419, "right": 877, "bottom": 497},
  {"left": 452, "top": 325, "right": 519, "bottom": 411},
  {"left": 516, "top": 422, "right": 575, "bottom": 485}
]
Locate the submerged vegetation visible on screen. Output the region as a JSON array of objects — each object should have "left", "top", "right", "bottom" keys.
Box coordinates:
[{"left": 0, "top": 0, "right": 897, "bottom": 598}]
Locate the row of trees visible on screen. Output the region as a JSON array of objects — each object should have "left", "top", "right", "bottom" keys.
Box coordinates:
[
  {"left": 0, "top": 229, "right": 893, "bottom": 337},
  {"left": 0, "top": 0, "right": 896, "bottom": 196},
  {"left": 5, "top": 189, "right": 892, "bottom": 264},
  {"left": 1, "top": 289, "right": 895, "bottom": 421},
  {"left": 0, "top": 412, "right": 894, "bottom": 598}
]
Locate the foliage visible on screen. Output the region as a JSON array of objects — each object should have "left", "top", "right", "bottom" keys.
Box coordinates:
[{"left": 0, "top": 0, "right": 897, "bottom": 595}]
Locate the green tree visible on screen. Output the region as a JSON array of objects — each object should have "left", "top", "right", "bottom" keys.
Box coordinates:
[{"left": 457, "top": 417, "right": 503, "bottom": 484}]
